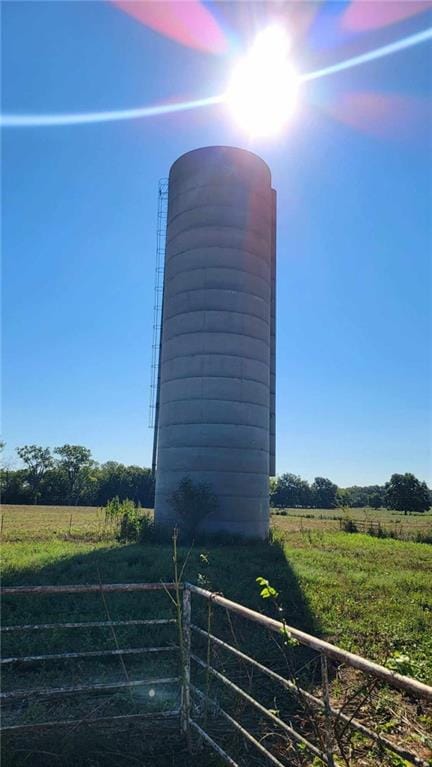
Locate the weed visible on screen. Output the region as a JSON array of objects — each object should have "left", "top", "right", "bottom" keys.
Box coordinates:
[
  {"left": 342, "top": 518, "right": 358, "bottom": 533},
  {"left": 168, "top": 477, "right": 218, "bottom": 540}
]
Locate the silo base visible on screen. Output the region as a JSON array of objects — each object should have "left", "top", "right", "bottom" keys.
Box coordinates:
[{"left": 155, "top": 492, "right": 269, "bottom": 540}]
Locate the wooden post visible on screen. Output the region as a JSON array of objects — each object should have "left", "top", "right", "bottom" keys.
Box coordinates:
[
  {"left": 68, "top": 514, "right": 73, "bottom": 536},
  {"left": 321, "top": 654, "right": 336, "bottom": 767},
  {"left": 181, "top": 584, "right": 191, "bottom": 742}
]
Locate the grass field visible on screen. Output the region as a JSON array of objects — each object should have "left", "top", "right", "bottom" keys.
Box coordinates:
[
  {"left": 2, "top": 504, "right": 431, "bottom": 541},
  {"left": 2, "top": 504, "right": 432, "bottom": 677},
  {"left": 1, "top": 504, "right": 432, "bottom": 765}
]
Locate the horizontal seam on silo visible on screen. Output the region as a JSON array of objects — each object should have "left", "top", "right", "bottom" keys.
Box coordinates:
[
  {"left": 158, "top": 443, "right": 268, "bottom": 451},
  {"left": 161, "top": 374, "right": 269, "bottom": 387},
  {"left": 162, "top": 352, "right": 269, "bottom": 365},
  {"left": 167, "top": 204, "right": 272, "bottom": 229},
  {"left": 162, "top": 330, "right": 270, "bottom": 345},
  {"left": 168, "top": 183, "right": 271, "bottom": 207},
  {"left": 166, "top": 224, "right": 271, "bottom": 247},
  {"left": 160, "top": 286, "right": 268, "bottom": 303},
  {"left": 156, "top": 468, "right": 269, "bottom": 476},
  {"left": 157, "top": 445, "right": 268, "bottom": 453},
  {"left": 158, "top": 421, "right": 269, "bottom": 430},
  {"left": 159, "top": 397, "right": 269, "bottom": 409},
  {"left": 162, "top": 308, "right": 270, "bottom": 328},
  {"left": 156, "top": 494, "right": 269, "bottom": 502},
  {"left": 165, "top": 245, "right": 272, "bottom": 268},
  {"left": 164, "top": 310, "right": 269, "bottom": 326},
  {"left": 164, "top": 266, "right": 271, "bottom": 290}
]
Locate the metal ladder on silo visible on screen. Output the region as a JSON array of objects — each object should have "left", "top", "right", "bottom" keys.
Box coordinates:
[{"left": 149, "top": 179, "right": 168, "bottom": 474}]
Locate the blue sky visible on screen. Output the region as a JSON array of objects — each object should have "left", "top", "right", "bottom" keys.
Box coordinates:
[{"left": 2, "top": 1, "right": 431, "bottom": 485}]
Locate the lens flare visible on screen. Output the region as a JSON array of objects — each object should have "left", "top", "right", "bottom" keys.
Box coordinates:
[
  {"left": 0, "top": 95, "right": 224, "bottom": 128},
  {"left": 111, "top": 0, "right": 227, "bottom": 54},
  {"left": 301, "top": 27, "right": 432, "bottom": 82},
  {"left": 1, "top": 28, "right": 430, "bottom": 130},
  {"left": 322, "top": 91, "right": 430, "bottom": 141},
  {"left": 225, "top": 26, "right": 299, "bottom": 137},
  {"left": 342, "top": 0, "right": 431, "bottom": 32}
]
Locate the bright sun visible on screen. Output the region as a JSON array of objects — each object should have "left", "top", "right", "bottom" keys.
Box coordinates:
[{"left": 226, "top": 26, "right": 299, "bottom": 137}]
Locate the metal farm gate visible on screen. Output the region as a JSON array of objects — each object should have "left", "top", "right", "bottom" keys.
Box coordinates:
[{"left": 1, "top": 581, "right": 431, "bottom": 766}]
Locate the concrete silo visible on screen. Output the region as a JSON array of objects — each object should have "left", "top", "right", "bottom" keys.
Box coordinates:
[{"left": 154, "top": 146, "right": 276, "bottom": 538}]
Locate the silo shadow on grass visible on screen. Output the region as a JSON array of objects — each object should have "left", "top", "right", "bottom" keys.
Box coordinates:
[{"left": 1, "top": 534, "right": 323, "bottom": 766}]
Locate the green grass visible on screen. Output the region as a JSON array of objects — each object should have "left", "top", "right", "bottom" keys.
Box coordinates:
[
  {"left": 1, "top": 506, "right": 431, "bottom": 766},
  {"left": 279, "top": 530, "right": 432, "bottom": 681},
  {"left": 2, "top": 515, "right": 431, "bottom": 681}
]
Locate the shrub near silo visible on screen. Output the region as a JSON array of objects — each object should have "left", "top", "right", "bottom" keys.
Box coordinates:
[
  {"left": 104, "top": 496, "right": 154, "bottom": 542},
  {"left": 169, "top": 476, "right": 218, "bottom": 540}
]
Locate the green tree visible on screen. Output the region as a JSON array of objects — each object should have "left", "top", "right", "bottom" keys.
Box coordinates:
[
  {"left": 342, "top": 484, "right": 385, "bottom": 508},
  {"left": 1, "top": 469, "right": 31, "bottom": 504},
  {"left": 311, "top": 476, "right": 338, "bottom": 509},
  {"left": 54, "top": 445, "right": 94, "bottom": 505},
  {"left": 95, "top": 462, "right": 155, "bottom": 507},
  {"left": 368, "top": 492, "right": 382, "bottom": 509},
  {"left": 336, "top": 487, "right": 351, "bottom": 508},
  {"left": 385, "top": 473, "right": 430, "bottom": 515},
  {"left": 39, "top": 466, "right": 69, "bottom": 505},
  {"left": 16, "top": 445, "right": 53, "bottom": 503},
  {"left": 270, "top": 473, "right": 312, "bottom": 508}
]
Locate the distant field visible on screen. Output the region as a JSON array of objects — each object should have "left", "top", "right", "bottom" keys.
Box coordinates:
[
  {"left": 272, "top": 506, "right": 432, "bottom": 540},
  {"left": 273, "top": 506, "right": 432, "bottom": 524},
  {"left": 0, "top": 504, "right": 153, "bottom": 541},
  {"left": 2, "top": 503, "right": 431, "bottom": 541}
]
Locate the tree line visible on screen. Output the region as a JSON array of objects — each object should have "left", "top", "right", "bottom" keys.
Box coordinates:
[
  {"left": 270, "top": 472, "right": 431, "bottom": 514},
  {"left": 1, "top": 443, "right": 430, "bottom": 514},
  {"left": 1, "top": 444, "right": 155, "bottom": 508}
]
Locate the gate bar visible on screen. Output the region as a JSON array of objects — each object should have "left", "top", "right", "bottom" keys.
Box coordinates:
[
  {"left": 2, "top": 646, "right": 177, "bottom": 665},
  {"left": 181, "top": 584, "right": 191, "bottom": 736},
  {"left": 1, "top": 677, "right": 179, "bottom": 702},
  {"left": 1, "top": 619, "right": 175, "bottom": 632},
  {"left": 190, "top": 625, "right": 427, "bottom": 767},
  {"left": 187, "top": 583, "right": 432, "bottom": 701},
  {"left": 191, "top": 623, "right": 320, "bottom": 705},
  {"left": 1, "top": 709, "right": 180, "bottom": 733},
  {"left": 191, "top": 685, "right": 287, "bottom": 767},
  {"left": 191, "top": 653, "right": 329, "bottom": 764},
  {"left": 1, "top": 582, "right": 179, "bottom": 595},
  {"left": 189, "top": 719, "right": 240, "bottom": 767}
]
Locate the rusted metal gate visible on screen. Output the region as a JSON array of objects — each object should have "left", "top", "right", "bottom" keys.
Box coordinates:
[
  {"left": 1, "top": 582, "right": 180, "bottom": 736},
  {"left": 184, "top": 583, "right": 432, "bottom": 766},
  {"left": 1, "top": 581, "right": 431, "bottom": 766}
]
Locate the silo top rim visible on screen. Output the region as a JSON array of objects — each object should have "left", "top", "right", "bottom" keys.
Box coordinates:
[{"left": 169, "top": 145, "right": 272, "bottom": 185}]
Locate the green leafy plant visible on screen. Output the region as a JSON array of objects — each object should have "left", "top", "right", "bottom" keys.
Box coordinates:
[
  {"left": 386, "top": 651, "right": 425, "bottom": 678},
  {"left": 256, "top": 576, "right": 299, "bottom": 647},
  {"left": 104, "top": 497, "right": 154, "bottom": 542},
  {"left": 104, "top": 496, "right": 122, "bottom": 523},
  {"left": 197, "top": 552, "right": 211, "bottom": 588},
  {"left": 256, "top": 576, "right": 279, "bottom": 600}
]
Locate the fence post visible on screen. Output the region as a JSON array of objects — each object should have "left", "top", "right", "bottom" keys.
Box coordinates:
[
  {"left": 181, "top": 584, "right": 191, "bottom": 743},
  {"left": 321, "top": 654, "right": 336, "bottom": 767}
]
